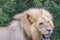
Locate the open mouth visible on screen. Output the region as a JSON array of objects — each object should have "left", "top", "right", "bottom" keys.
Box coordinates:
[{"left": 42, "top": 34, "right": 50, "bottom": 40}]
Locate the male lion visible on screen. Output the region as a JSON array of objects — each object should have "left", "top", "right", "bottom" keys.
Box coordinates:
[
  {"left": 0, "top": 8, "right": 54, "bottom": 40},
  {"left": 14, "top": 8, "right": 54, "bottom": 40}
]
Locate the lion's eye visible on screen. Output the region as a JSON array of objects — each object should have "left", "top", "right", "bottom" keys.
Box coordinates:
[
  {"left": 39, "top": 22, "right": 43, "bottom": 26},
  {"left": 47, "top": 21, "right": 50, "bottom": 23}
]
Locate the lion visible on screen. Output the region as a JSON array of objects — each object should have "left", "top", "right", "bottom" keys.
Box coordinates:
[
  {"left": 0, "top": 8, "right": 54, "bottom": 40},
  {"left": 13, "top": 8, "right": 54, "bottom": 40}
]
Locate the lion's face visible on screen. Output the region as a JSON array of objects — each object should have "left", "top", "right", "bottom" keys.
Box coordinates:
[{"left": 36, "top": 16, "right": 54, "bottom": 38}]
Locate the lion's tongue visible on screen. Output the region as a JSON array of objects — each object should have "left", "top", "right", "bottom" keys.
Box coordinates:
[{"left": 42, "top": 34, "right": 50, "bottom": 40}]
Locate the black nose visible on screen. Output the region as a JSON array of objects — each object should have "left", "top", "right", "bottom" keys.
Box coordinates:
[{"left": 47, "top": 30, "right": 51, "bottom": 32}]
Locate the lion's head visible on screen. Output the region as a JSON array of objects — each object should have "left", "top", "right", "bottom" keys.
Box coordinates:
[
  {"left": 13, "top": 8, "right": 54, "bottom": 40},
  {"left": 35, "top": 8, "right": 54, "bottom": 40},
  {"left": 26, "top": 8, "right": 54, "bottom": 40},
  {"left": 26, "top": 8, "right": 54, "bottom": 35}
]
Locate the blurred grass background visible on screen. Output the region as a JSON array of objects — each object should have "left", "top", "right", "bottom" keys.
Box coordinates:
[{"left": 0, "top": 0, "right": 60, "bottom": 40}]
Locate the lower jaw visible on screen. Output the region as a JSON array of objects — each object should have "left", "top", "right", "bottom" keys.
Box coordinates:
[
  {"left": 42, "top": 34, "right": 50, "bottom": 40},
  {"left": 42, "top": 38, "right": 50, "bottom": 40}
]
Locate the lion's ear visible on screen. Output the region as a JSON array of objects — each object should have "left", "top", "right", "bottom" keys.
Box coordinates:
[{"left": 27, "top": 14, "right": 36, "bottom": 24}]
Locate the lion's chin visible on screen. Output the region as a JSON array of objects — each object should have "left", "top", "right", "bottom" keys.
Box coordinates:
[{"left": 42, "top": 34, "right": 50, "bottom": 40}]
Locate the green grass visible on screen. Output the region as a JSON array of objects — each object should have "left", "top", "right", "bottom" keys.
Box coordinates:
[{"left": 50, "top": 19, "right": 60, "bottom": 40}]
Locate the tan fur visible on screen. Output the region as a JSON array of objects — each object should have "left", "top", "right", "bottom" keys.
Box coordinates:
[
  {"left": 14, "top": 8, "right": 54, "bottom": 40},
  {"left": 0, "top": 20, "right": 28, "bottom": 40},
  {"left": 0, "top": 8, "right": 54, "bottom": 40}
]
